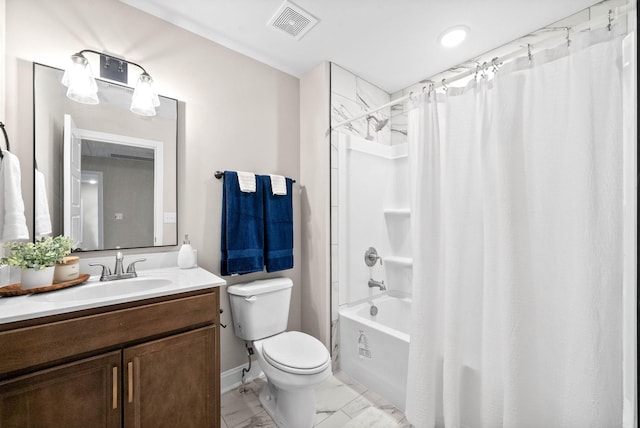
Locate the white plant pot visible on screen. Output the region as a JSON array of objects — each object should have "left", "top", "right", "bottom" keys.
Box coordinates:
[{"left": 21, "top": 266, "right": 55, "bottom": 290}]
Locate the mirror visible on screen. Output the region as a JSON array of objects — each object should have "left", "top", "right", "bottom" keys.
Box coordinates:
[{"left": 33, "top": 63, "right": 178, "bottom": 251}]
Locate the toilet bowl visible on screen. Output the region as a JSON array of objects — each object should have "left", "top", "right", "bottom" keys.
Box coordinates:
[
  {"left": 253, "top": 331, "right": 331, "bottom": 427},
  {"left": 227, "top": 278, "right": 332, "bottom": 428}
]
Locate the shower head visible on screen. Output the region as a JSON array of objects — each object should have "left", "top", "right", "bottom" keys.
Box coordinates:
[
  {"left": 365, "top": 115, "right": 389, "bottom": 140},
  {"left": 374, "top": 118, "right": 389, "bottom": 131}
]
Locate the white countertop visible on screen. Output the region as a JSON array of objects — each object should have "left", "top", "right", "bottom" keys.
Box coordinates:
[{"left": 0, "top": 266, "right": 226, "bottom": 325}]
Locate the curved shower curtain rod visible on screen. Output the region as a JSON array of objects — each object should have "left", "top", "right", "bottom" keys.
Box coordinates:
[{"left": 332, "top": 1, "right": 636, "bottom": 130}]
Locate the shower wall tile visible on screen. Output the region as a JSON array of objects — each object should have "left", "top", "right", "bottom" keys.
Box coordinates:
[
  {"left": 391, "top": 113, "right": 408, "bottom": 146},
  {"left": 331, "top": 168, "right": 338, "bottom": 207},
  {"left": 390, "top": 90, "right": 408, "bottom": 146},
  {"left": 331, "top": 243, "right": 339, "bottom": 282},
  {"left": 331, "top": 65, "right": 357, "bottom": 100},
  {"left": 330, "top": 139, "right": 338, "bottom": 169},
  {"left": 330, "top": 63, "right": 391, "bottom": 145},
  {"left": 356, "top": 77, "right": 389, "bottom": 110},
  {"left": 356, "top": 77, "right": 391, "bottom": 145},
  {"left": 331, "top": 92, "right": 368, "bottom": 136},
  {"left": 331, "top": 206, "right": 338, "bottom": 243}
]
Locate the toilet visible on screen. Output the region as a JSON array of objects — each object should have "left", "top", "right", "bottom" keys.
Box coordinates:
[{"left": 227, "top": 278, "right": 332, "bottom": 428}]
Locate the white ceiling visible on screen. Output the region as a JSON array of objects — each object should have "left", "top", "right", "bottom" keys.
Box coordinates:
[{"left": 119, "top": 0, "right": 601, "bottom": 93}]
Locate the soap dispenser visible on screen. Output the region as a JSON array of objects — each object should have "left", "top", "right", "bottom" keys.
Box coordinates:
[{"left": 177, "top": 234, "right": 196, "bottom": 269}]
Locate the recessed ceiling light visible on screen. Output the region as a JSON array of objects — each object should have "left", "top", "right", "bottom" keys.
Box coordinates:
[{"left": 439, "top": 26, "right": 469, "bottom": 48}]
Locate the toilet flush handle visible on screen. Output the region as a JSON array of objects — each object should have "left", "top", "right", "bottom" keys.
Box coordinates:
[{"left": 245, "top": 296, "right": 257, "bottom": 303}]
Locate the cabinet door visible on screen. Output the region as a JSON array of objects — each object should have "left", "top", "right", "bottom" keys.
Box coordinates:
[
  {"left": 0, "top": 351, "right": 121, "bottom": 428},
  {"left": 123, "top": 326, "right": 216, "bottom": 428}
]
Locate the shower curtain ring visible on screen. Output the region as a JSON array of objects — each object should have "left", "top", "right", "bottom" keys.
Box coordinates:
[
  {"left": 441, "top": 79, "right": 448, "bottom": 92},
  {"left": 491, "top": 57, "right": 501, "bottom": 73},
  {"left": 565, "top": 27, "right": 571, "bottom": 47},
  {"left": 607, "top": 9, "right": 613, "bottom": 31},
  {"left": 527, "top": 44, "right": 533, "bottom": 61}
]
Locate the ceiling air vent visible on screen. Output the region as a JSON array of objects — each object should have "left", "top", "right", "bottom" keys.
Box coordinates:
[{"left": 268, "top": 1, "right": 318, "bottom": 41}]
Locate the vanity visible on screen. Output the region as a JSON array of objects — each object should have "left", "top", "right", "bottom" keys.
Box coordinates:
[{"left": 0, "top": 265, "right": 225, "bottom": 427}]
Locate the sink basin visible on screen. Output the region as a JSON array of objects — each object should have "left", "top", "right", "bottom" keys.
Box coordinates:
[{"left": 38, "top": 277, "right": 173, "bottom": 302}]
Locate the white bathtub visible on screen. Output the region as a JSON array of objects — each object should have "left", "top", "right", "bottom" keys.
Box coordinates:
[{"left": 339, "top": 293, "right": 410, "bottom": 410}]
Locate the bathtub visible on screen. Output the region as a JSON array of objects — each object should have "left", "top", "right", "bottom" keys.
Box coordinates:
[{"left": 339, "top": 293, "right": 410, "bottom": 410}]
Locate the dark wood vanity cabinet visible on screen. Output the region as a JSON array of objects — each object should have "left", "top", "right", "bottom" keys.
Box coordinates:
[
  {"left": 123, "top": 326, "right": 216, "bottom": 427},
  {"left": 0, "top": 289, "right": 220, "bottom": 428},
  {"left": 0, "top": 351, "right": 121, "bottom": 428}
]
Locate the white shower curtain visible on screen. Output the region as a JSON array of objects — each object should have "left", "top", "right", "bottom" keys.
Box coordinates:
[{"left": 406, "top": 28, "right": 627, "bottom": 428}]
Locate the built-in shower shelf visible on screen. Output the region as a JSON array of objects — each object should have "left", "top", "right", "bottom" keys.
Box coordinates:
[
  {"left": 383, "top": 208, "right": 411, "bottom": 217},
  {"left": 385, "top": 256, "right": 413, "bottom": 267}
]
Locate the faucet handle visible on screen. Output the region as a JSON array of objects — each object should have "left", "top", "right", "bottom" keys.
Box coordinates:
[
  {"left": 126, "top": 259, "right": 146, "bottom": 276},
  {"left": 89, "top": 263, "right": 112, "bottom": 279},
  {"left": 364, "top": 247, "right": 383, "bottom": 266}
]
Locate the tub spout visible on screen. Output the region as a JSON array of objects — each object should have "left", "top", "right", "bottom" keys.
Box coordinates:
[{"left": 368, "top": 278, "right": 386, "bottom": 291}]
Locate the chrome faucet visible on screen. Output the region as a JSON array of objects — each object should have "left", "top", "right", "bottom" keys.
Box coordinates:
[
  {"left": 90, "top": 252, "right": 146, "bottom": 282},
  {"left": 368, "top": 278, "right": 386, "bottom": 291}
]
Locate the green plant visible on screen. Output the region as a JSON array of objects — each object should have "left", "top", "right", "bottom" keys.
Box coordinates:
[{"left": 1, "top": 236, "right": 73, "bottom": 270}]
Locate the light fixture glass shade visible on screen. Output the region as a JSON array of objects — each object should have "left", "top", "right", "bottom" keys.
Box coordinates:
[
  {"left": 130, "top": 73, "right": 160, "bottom": 116},
  {"left": 439, "top": 26, "right": 469, "bottom": 48},
  {"left": 61, "top": 53, "right": 99, "bottom": 104}
]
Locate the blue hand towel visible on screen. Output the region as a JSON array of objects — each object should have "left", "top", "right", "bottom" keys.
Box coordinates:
[
  {"left": 260, "top": 175, "right": 294, "bottom": 272},
  {"left": 220, "top": 171, "right": 264, "bottom": 276}
]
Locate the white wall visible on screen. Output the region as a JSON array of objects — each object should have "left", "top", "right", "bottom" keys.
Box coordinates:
[{"left": 4, "top": 0, "right": 301, "bottom": 372}]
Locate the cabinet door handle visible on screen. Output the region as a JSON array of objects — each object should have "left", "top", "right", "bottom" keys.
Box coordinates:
[
  {"left": 127, "top": 361, "right": 133, "bottom": 403},
  {"left": 112, "top": 366, "right": 118, "bottom": 410}
]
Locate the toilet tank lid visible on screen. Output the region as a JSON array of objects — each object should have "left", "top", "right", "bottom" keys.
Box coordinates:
[{"left": 227, "top": 277, "right": 293, "bottom": 296}]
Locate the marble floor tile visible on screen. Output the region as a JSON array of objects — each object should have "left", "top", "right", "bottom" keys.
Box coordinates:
[
  {"left": 220, "top": 371, "right": 408, "bottom": 428},
  {"left": 221, "top": 383, "right": 264, "bottom": 427},
  {"left": 231, "top": 409, "right": 278, "bottom": 428},
  {"left": 315, "top": 375, "right": 362, "bottom": 415},
  {"left": 315, "top": 410, "right": 352, "bottom": 428},
  {"left": 398, "top": 417, "right": 415, "bottom": 428},
  {"left": 333, "top": 371, "right": 368, "bottom": 395},
  {"left": 340, "top": 393, "right": 375, "bottom": 418}
]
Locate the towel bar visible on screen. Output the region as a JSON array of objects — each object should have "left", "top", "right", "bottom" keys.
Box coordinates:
[{"left": 214, "top": 170, "right": 296, "bottom": 183}]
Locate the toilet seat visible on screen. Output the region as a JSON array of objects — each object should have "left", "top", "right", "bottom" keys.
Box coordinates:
[{"left": 261, "top": 331, "right": 330, "bottom": 375}]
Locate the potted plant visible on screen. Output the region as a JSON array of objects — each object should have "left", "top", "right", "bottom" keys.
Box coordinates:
[{"left": 2, "top": 236, "right": 73, "bottom": 289}]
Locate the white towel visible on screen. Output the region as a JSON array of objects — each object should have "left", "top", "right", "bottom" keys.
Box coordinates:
[
  {"left": 236, "top": 171, "right": 256, "bottom": 193},
  {"left": 0, "top": 151, "right": 30, "bottom": 243},
  {"left": 35, "top": 169, "right": 52, "bottom": 238},
  {"left": 269, "top": 174, "right": 287, "bottom": 195}
]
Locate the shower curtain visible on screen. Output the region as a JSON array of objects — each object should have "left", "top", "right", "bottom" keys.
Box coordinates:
[{"left": 406, "top": 27, "right": 629, "bottom": 428}]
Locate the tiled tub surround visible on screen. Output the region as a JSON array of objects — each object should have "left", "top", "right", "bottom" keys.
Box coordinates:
[
  {"left": 329, "top": 65, "right": 410, "bottom": 371},
  {"left": 220, "top": 371, "right": 412, "bottom": 428},
  {"left": 329, "top": 132, "right": 412, "bottom": 415}
]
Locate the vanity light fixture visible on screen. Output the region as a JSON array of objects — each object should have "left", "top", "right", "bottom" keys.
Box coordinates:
[
  {"left": 438, "top": 25, "right": 469, "bottom": 48},
  {"left": 62, "top": 49, "right": 160, "bottom": 116}
]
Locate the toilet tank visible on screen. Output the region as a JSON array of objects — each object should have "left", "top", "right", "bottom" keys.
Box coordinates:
[{"left": 227, "top": 278, "right": 293, "bottom": 341}]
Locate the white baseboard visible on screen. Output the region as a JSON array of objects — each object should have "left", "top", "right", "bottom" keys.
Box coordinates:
[{"left": 221, "top": 361, "right": 263, "bottom": 394}]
